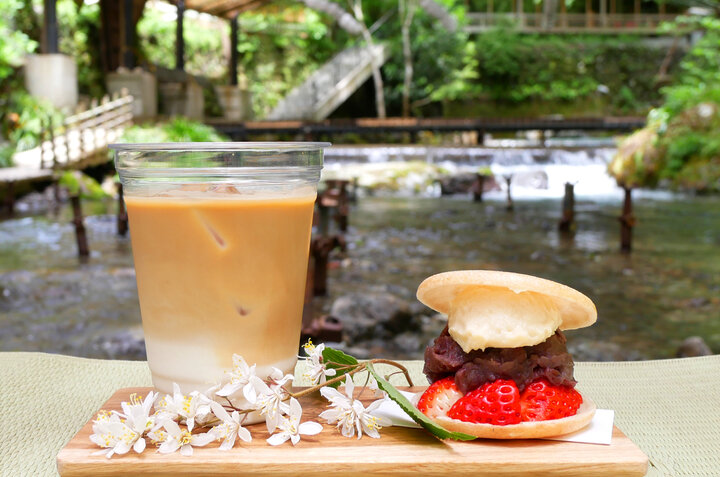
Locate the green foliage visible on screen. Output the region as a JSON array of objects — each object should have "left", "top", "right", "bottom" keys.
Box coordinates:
[
  {"left": 137, "top": 3, "right": 341, "bottom": 118},
  {"left": 119, "top": 118, "right": 228, "bottom": 143},
  {"left": 0, "top": 0, "right": 37, "bottom": 86},
  {"left": 366, "top": 362, "right": 476, "bottom": 441},
  {"left": 59, "top": 171, "right": 108, "bottom": 200},
  {"left": 234, "top": 7, "right": 342, "bottom": 118},
  {"left": 660, "top": 16, "right": 720, "bottom": 116},
  {"left": 321, "top": 346, "right": 359, "bottom": 388},
  {"left": 57, "top": 0, "right": 105, "bottom": 98},
  {"left": 138, "top": 7, "right": 228, "bottom": 78},
  {"left": 0, "top": 92, "right": 64, "bottom": 167},
  {"left": 611, "top": 16, "right": 720, "bottom": 192},
  {"left": 380, "top": 1, "right": 480, "bottom": 114},
  {"left": 472, "top": 30, "right": 668, "bottom": 113}
]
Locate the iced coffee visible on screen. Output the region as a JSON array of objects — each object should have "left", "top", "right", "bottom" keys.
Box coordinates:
[{"left": 112, "top": 143, "right": 326, "bottom": 398}]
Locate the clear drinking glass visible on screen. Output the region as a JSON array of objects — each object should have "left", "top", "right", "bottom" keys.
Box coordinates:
[{"left": 111, "top": 142, "right": 327, "bottom": 404}]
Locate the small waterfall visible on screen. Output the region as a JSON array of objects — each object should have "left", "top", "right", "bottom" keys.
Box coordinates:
[{"left": 324, "top": 145, "right": 628, "bottom": 199}]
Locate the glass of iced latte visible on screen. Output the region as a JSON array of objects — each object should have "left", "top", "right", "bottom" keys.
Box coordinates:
[{"left": 112, "top": 142, "right": 326, "bottom": 397}]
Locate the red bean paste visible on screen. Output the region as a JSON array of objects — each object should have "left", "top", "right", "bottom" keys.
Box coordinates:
[{"left": 423, "top": 327, "right": 576, "bottom": 393}]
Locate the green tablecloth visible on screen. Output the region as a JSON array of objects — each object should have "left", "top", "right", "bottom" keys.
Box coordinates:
[{"left": 1, "top": 352, "right": 719, "bottom": 476}]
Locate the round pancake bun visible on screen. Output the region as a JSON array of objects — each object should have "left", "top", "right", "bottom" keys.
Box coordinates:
[
  {"left": 416, "top": 270, "right": 597, "bottom": 351},
  {"left": 434, "top": 395, "right": 596, "bottom": 439}
]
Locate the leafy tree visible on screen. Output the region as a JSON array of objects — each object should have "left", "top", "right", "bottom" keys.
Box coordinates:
[
  {"left": 610, "top": 16, "right": 720, "bottom": 193},
  {"left": 138, "top": 6, "right": 228, "bottom": 78}
]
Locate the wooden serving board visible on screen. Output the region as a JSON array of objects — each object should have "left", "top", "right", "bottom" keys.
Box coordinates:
[{"left": 57, "top": 387, "right": 648, "bottom": 477}]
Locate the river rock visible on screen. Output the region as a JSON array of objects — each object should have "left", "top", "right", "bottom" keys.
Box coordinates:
[
  {"left": 92, "top": 327, "right": 146, "bottom": 360},
  {"left": 330, "top": 292, "right": 415, "bottom": 341},
  {"left": 437, "top": 173, "right": 500, "bottom": 195},
  {"left": 676, "top": 336, "right": 713, "bottom": 357},
  {"left": 437, "top": 173, "right": 476, "bottom": 195},
  {"left": 393, "top": 331, "right": 423, "bottom": 355},
  {"left": 567, "top": 340, "right": 645, "bottom": 361},
  {"left": 512, "top": 171, "right": 549, "bottom": 189}
]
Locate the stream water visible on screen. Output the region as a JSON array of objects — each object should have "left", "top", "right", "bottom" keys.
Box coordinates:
[{"left": 1, "top": 145, "right": 718, "bottom": 361}]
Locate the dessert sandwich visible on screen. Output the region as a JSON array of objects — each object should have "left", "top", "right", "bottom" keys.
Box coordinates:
[{"left": 416, "top": 270, "right": 598, "bottom": 439}]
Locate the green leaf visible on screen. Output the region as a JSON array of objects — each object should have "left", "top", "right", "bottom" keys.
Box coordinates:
[
  {"left": 322, "top": 347, "right": 359, "bottom": 388},
  {"left": 366, "top": 362, "right": 476, "bottom": 441}
]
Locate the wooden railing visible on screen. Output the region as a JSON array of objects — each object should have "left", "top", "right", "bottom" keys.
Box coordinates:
[
  {"left": 12, "top": 91, "right": 134, "bottom": 173},
  {"left": 465, "top": 12, "right": 679, "bottom": 33}
]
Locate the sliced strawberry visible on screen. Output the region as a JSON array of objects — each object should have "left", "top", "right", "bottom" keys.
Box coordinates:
[
  {"left": 447, "top": 379, "right": 521, "bottom": 426},
  {"left": 520, "top": 378, "right": 583, "bottom": 422},
  {"left": 417, "top": 377, "right": 464, "bottom": 419}
]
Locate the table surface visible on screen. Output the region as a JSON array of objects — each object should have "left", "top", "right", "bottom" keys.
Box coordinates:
[{"left": 1, "top": 352, "right": 719, "bottom": 477}]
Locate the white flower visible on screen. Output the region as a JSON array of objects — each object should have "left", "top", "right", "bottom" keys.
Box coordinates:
[
  {"left": 155, "top": 383, "right": 210, "bottom": 431},
  {"left": 267, "top": 398, "right": 322, "bottom": 446},
  {"left": 216, "top": 355, "right": 257, "bottom": 400},
  {"left": 319, "top": 376, "right": 392, "bottom": 439},
  {"left": 152, "top": 419, "right": 215, "bottom": 457},
  {"left": 207, "top": 401, "right": 252, "bottom": 450},
  {"left": 245, "top": 374, "right": 290, "bottom": 433},
  {"left": 301, "top": 340, "right": 336, "bottom": 385},
  {"left": 90, "top": 412, "right": 144, "bottom": 458},
  {"left": 366, "top": 375, "right": 387, "bottom": 399},
  {"left": 118, "top": 392, "right": 158, "bottom": 440},
  {"left": 268, "top": 367, "right": 294, "bottom": 388}
]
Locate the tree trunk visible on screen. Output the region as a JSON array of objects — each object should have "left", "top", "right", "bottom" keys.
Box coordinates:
[
  {"left": 353, "top": 0, "right": 386, "bottom": 119},
  {"left": 400, "top": 0, "right": 416, "bottom": 117}
]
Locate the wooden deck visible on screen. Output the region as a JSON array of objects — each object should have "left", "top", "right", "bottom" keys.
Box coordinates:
[{"left": 208, "top": 116, "right": 646, "bottom": 141}]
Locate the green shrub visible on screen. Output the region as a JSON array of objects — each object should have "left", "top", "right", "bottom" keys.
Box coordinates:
[
  {"left": 471, "top": 30, "right": 670, "bottom": 114},
  {"left": 119, "top": 118, "right": 228, "bottom": 144}
]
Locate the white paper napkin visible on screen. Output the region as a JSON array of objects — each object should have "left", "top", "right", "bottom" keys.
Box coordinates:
[{"left": 374, "top": 391, "right": 615, "bottom": 445}]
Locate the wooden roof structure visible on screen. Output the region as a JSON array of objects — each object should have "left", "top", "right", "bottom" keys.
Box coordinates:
[{"left": 172, "top": 0, "right": 273, "bottom": 18}]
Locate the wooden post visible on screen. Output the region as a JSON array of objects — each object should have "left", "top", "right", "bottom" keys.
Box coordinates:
[
  {"left": 634, "top": 0, "right": 640, "bottom": 24},
  {"left": 117, "top": 183, "right": 128, "bottom": 236},
  {"left": 318, "top": 202, "right": 330, "bottom": 236},
  {"left": 43, "top": 0, "right": 59, "bottom": 54},
  {"left": 176, "top": 0, "right": 185, "bottom": 71},
  {"left": 349, "top": 177, "right": 359, "bottom": 204},
  {"left": 585, "top": 0, "right": 593, "bottom": 27},
  {"left": 472, "top": 174, "right": 486, "bottom": 202},
  {"left": 3, "top": 182, "right": 16, "bottom": 217},
  {"left": 600, "top": 0, "right": 608, "bottom": 28},
  {"left": 516, "top": 0, "right": 524, "bottom": 27},
  {"left": 229, "top": 15, "right": 239, "bottom": 85},
  {"left": 558, "top": 182, "right": 575, "bottom": 232},
  {"left": 334, "top": 180, "right": 350, "bottom": 233},
  {"left": 123, "top": 0, "right": 135, "bottom": 68},
  {"left": 504, "top": 175, "right": 514, "bottom": 212},
  {"left": 619, "top": 186, "right": 635, "bottom": 253},
  {"left": 311, "top": 235, "right": 345, "bottom": 297},
  {"left": 70, "top": 195, "right": 90, "bottom": 258},
  {"left": 560, "top": 0, "right": 567, "bottom": 27}
]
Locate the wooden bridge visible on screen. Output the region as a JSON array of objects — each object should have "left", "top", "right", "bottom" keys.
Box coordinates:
[
  {"left": 465, "top": 12, "right": 678, "bottom": 34},
  {"left": 0, "top": 92, "right": 133, "bottom": 207},
  {"left": 208, "top": 116, "right": 646, "bottom": 142}
]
